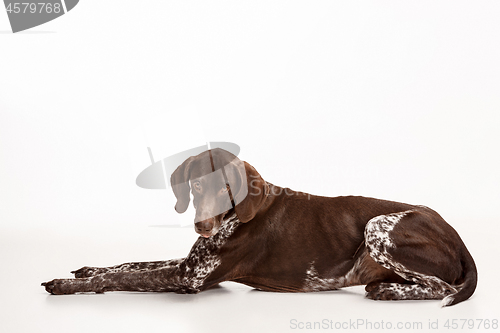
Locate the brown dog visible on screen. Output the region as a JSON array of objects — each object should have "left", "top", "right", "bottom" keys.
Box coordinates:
[{"left": 42, "top": 148, "right": 476, "bottom": 306}]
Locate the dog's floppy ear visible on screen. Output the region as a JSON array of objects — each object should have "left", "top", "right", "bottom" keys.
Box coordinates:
[
  {"left": 226, "top": 160, "right": 268, "bottom": 223},
  {"left": 170, "top": 156, "right": 195, "bottom": 214}
]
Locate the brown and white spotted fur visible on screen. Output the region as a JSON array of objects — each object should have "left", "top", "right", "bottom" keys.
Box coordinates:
[{"left": 42, "top": 149, "right": 477, "bottom": 307}]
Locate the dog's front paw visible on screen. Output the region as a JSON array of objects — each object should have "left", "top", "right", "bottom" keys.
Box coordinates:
[
  {"left": 41, "top": 278, "right": 94, "bottom": 294},
  {"left": 71, "top": 266, "right": 100, "bottom": 278},
  {"left": 41, "top": 279, "right": 69, "bottom": 295}
]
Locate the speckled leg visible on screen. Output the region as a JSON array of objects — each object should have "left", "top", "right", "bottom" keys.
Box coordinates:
[
  {"left": 366, "top": 282, "right": 455, "bottom": 301},
  {"left": 364, "top": 210, "right": 457, "bottom": 301},
  {"left": 42, "top": 213, "right": 241, "bottom": 295},
  {"left": 71, "top": 258, "right": 184, "bottom": 278},
  {"left": 42, "top": 266, "right": 186, "bottom": 294}
]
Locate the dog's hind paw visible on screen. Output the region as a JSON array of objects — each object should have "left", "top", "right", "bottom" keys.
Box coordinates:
[{"left": 365, "top": 283, "right": 400, "bottom": 300}]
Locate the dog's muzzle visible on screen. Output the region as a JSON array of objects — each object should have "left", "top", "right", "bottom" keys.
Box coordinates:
[{"left": 195, "top": 219, "right": 216, "bottom": 238}]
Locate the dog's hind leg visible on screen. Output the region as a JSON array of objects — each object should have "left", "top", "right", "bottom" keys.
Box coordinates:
[
  {"left": 71, "top": 258, "right": 184, "bottom": 278},
  {"left": 364, "top": 209, "right": 465, "bottom": 303}
]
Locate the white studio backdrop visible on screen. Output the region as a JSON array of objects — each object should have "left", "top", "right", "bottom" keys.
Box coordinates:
[
  {"left": 1, "top": 1, "right": 499, "bottom": 231},
  {"left": 0, "top": 1, "right": 499, "bottom": 332}
]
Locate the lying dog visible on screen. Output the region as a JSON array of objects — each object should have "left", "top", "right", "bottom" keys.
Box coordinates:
[{"left": 42, "top": 148, "right": 476, "bottom": 306}]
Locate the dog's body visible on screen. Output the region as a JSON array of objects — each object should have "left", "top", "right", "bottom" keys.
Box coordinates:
[{"left": 42, "top": 149, "right": 476, "bottom": 306}]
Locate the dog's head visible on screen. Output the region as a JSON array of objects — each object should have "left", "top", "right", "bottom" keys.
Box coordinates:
[{"left": 170, "top": 148, "right": 268, "bottom": 237}]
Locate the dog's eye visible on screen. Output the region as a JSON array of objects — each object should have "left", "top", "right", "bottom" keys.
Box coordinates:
[{"left": 193, "top": 182, "right": 202, "bottom": 191}]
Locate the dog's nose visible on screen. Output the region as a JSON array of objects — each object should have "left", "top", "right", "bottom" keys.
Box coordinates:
[{"left": 195, "top": 221, "right": 213, "bottom": 236}]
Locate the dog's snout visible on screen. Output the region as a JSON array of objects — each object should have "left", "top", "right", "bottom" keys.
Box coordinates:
[{"left": 195, "top": 220, "right": 213, "bottom": 236}]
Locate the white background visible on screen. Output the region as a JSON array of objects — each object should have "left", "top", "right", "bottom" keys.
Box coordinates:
[{"left": 1, "top": 1, "right": 499, "bottom": 332}]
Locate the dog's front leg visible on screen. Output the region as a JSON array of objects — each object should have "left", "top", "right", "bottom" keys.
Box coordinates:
[
  {"left": 42, "top": 264, "right": 197, "bottom": 295},
  {"left": 71, "top": 258, "right": 184, "bottom": 278},
  {"left": 42, "top": 216, "right": 240, "bottom": 295}
]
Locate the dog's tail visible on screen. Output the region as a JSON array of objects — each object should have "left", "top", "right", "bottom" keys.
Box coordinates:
[{"left": 441, "top": 245, "right": 477, "bottom": 307}]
